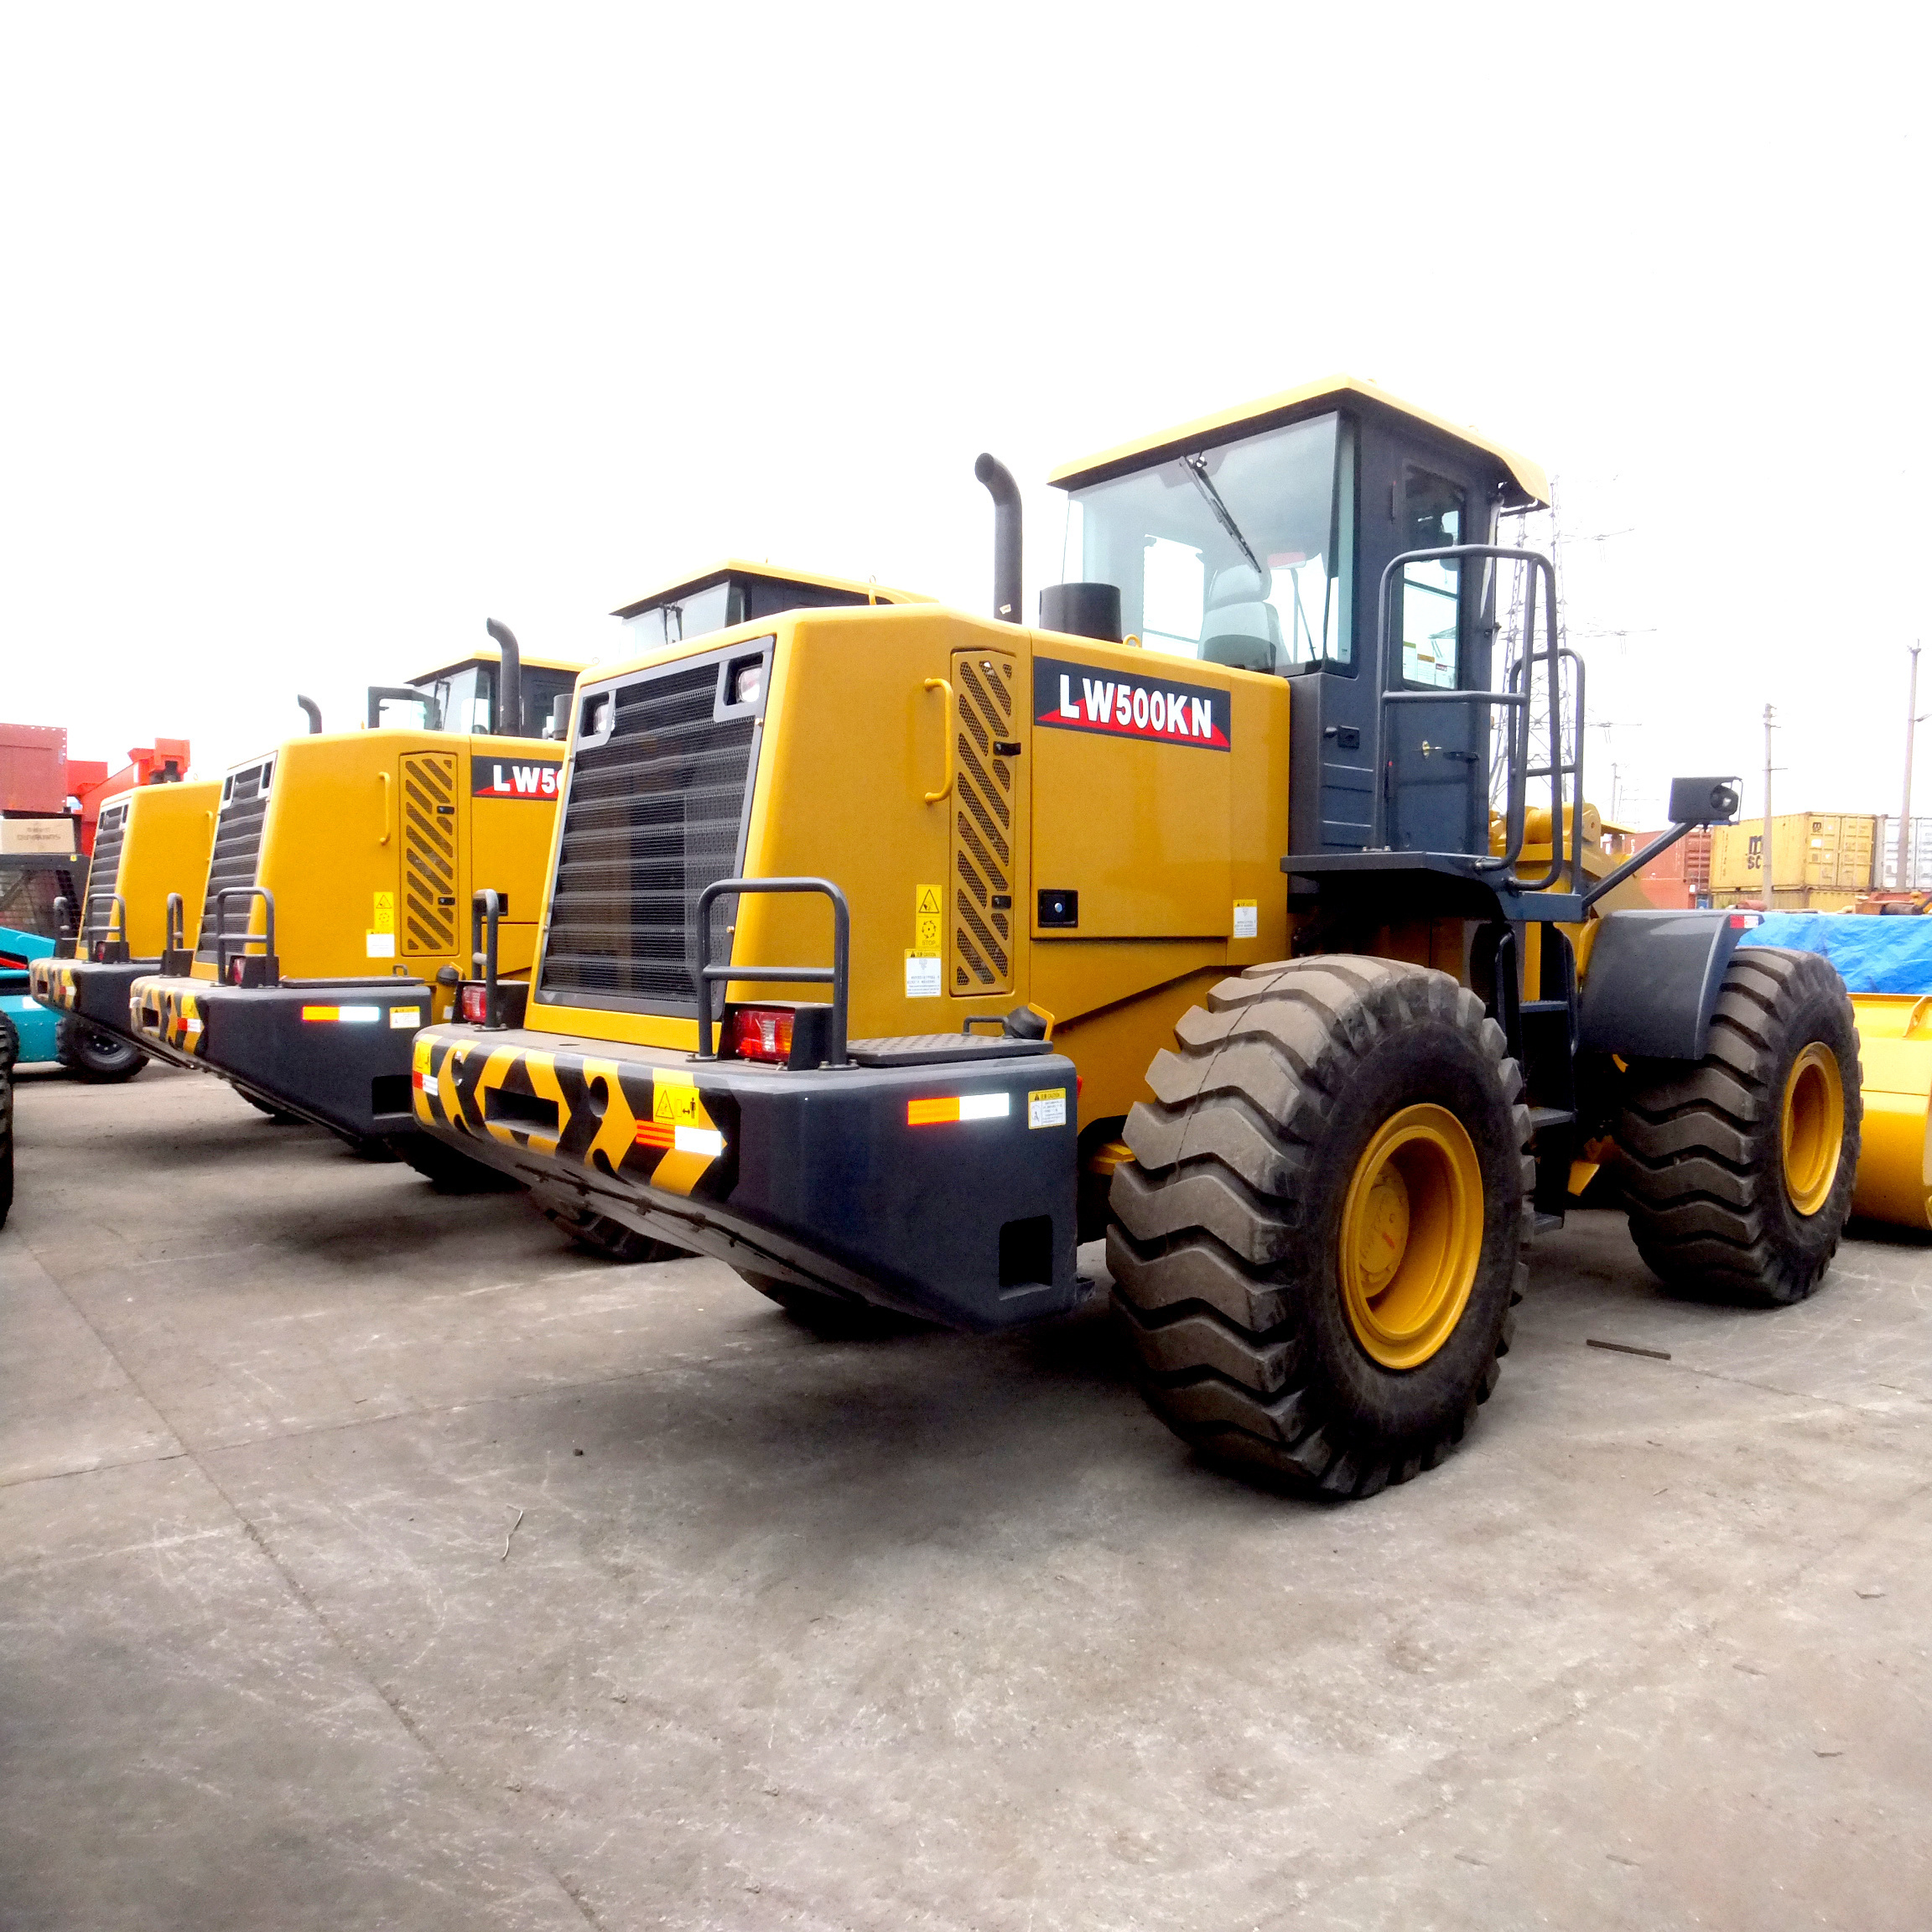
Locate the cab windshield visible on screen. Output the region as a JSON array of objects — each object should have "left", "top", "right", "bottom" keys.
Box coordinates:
[{"left": 1062, "top": 413, "right": 1353, "bottom": 673}]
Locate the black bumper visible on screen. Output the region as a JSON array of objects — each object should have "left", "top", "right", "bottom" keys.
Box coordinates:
[
  {"left": 413, "top": 1025, "right": 1083, "bottom": 1332},
  {"left": 130, "top": 974, "right": 434, "bottom": 1140},
  {"left": 29, "top": 957, "right": 158, "bottom": 1046}
]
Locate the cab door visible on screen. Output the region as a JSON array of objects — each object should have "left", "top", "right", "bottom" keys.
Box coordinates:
[
  {"left": 948, "top": 646, "right": 1026, "bottom": 998},
  {"left": 399, "top": 750, "right": 461, "bottom": 968},
  {"left": 1384, "top": 465, "right": 1488, "bottom": 855}
]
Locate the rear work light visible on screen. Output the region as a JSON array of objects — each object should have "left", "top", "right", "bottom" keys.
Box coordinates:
[{"left": 724, "top": 1005, "right": 794, "bottom": 1063}]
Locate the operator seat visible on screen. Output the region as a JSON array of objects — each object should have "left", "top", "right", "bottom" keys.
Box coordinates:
[{"left": 1197, "top": 564, "right": 1285, "bottom": 674}]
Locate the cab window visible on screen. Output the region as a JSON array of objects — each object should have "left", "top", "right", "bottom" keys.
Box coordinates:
[{"left": 1399, "top": 469, "right": 1465, "bottom": 689}]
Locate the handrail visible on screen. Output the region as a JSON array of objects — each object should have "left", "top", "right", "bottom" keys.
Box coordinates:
[
  {"left": 377, "top": 769, "right": 392, "bottom": 846},
  {"left": 165, "top": 892, "right": 185, "bottom": 955},
  {"left": 470, "top": 889, "right": 505, "bottom": 1029},
  {"left": 922, "top": 678, "right": 955, "bottom": 803},
  {"left": 80, "top": 891, "right": 129, "bottom": 948},
  {"left": 693, "top": 877, "right": 851, "bottom": 1066},
  {"left": 214, "top": 887, "right": 278, "bottom": 984},
  {"left": 1371, "top": 545, "right": 1567, "bottom": 886}
]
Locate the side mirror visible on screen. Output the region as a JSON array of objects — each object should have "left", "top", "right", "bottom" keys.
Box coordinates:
[{"left": 1668, "top": 776, "right": 1740, "bottom": 824}]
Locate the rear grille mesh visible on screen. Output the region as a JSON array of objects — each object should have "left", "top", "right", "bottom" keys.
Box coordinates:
[
  {"left": 953, "top": 655, "right": 1014, "bottom": 991},
  {"left": 195, "top": 758, "right": 273, "bottom": 958},
  {"left": 82, "top": 802, "right": 129, "bottom": 941},
  {"left": 538, "top": 662, "right": 756, "bottom": 1011},
  {"left": 401, "top": 752, "right": 458, "bottom": 956}
]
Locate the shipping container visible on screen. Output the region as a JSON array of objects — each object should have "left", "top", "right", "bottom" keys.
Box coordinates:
[
  {"left": 1709, "top": 813, "right": 1878, "bottom": 894},
  {"left": 1711, "top": 885, "right": 1862, "bottom": 912},
  {"left": 1876, "top": 816, "right": 1932, "bottom": 889},
  {"left": 0, "top": 724, "right": 68, "bottom": 815}
]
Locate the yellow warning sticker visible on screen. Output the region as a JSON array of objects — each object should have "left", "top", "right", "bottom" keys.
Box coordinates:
[
  {"left": 1028, "top": 1088, "right": 1067, "bottom": 1130},
  {"left": 652, "top": 1068, "right": 700, "bottom": 1126},
  {"left": 914, "top": 882, "right": 943, "bottom": 953},
  {"left": 1233, "top": 898, "right": 1258, "bottom": 939},
  {"left": 371, "top": 890, "right": 396, "bottom": 935}
]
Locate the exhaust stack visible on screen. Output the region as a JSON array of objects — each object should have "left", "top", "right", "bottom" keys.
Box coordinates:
[
  {"left": 296, "top": 695, "right": 322, "bottom": 734},
  {"left": 486, "top": 618, "right": 523, "bottom": 739},
  {"left": 974, "top": 454, "right": 1022, "bottom": 625}
]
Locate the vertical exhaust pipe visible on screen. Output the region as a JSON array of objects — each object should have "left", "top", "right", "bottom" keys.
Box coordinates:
[
  {"left": 974, "top": 454, "right": 1022, "bottom": 624},
  {"left": 485, "top": 618, "right": 522, "bottom": 739},
  {"left": 295, "top": 695, "right": 322, "bottom": 734}
]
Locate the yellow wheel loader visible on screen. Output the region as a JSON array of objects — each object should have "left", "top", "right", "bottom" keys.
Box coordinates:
[
  {"left": 408, "top": 380, "right": 1861, "bottom": 1493},
  {"left": 26, "top": 775, "right": 219, "bottom": 1082}
]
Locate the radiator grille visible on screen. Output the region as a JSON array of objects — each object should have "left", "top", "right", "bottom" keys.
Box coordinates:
[
  {"left": 538, "top": 661, "right": 756, "bottom": 1011},
  {"left": 82, "top": 800, "right": 129, "bottom": 941},
  {"left": 195, "top": 756, "right": 274, "bottom": 959},
  {"left": 952, "top": 652, "right": 1015, "bottom": 992},
  {"left": 401, "top": 752, "right": 459, "bottom": 957}
]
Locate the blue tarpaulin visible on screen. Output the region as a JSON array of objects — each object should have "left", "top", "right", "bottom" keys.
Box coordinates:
[{"left": 1737, "top": 912, "right": 1932, "bottom": 995}]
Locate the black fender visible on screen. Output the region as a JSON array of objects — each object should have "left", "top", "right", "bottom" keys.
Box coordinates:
[{"left": 1577, "top": 908, "right": 1754, "bottom": 1062}]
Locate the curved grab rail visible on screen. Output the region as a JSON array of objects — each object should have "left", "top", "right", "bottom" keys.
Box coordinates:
[{"left": 922, "top": 678, "right": 955, "bottom": 803}]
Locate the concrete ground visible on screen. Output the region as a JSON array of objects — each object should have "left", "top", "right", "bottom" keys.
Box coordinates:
[{"left": 2, "top": 1062, "right": 1929, "bottom": 1932}]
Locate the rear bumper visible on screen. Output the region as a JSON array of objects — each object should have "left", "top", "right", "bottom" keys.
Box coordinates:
[
  {"left": 413, "top": 1024, "right": 1082, "bottom": 1331},
  {"left": 30, "top": 957, "right": 157, "bottom": 1046},
  {"left": 130, "top": 974, "right": 433, "bottom": 1138}
]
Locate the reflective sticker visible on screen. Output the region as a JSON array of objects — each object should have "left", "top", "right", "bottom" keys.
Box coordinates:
[
  {"left": 301, "top": 1004, "right": 381, "bottom": 1024},
  {"left": 1028, "top": 1088, "right": 1067, "bottom": 1130},
  {"left": 1233, "top": 899, "right": 1259, "bottom": 939},
  {"left": 673, "top": 1123, "right": 724, "bottom": 1157},
  {"left": 907, "top": 1091, "right": 1011, "bottom": 1126},
  {"left": 905, "top": 951, "right": 942, "bottom": 999},
  {"left": 388, "top": 1006, "right": 421, "bottom": 1029},
  {"left": 366, "top": 932, "right": 396, "bottom": 958},
  {"left": 415, "top": 1072, "right": 439, "bottom": 1097}
]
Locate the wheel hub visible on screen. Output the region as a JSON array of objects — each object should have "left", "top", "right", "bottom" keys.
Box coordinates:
[
  {"left": 1781, "top": 1041, "right": 1845, "bottom": 1218},
  {"left": 1339, "top": 1104, "right": 1483, "bottom": 1370}
]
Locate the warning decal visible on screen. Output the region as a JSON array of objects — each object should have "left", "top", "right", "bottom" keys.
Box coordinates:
[{"left": 1032, "top": 655, "right": 1230, "bottom": 751}]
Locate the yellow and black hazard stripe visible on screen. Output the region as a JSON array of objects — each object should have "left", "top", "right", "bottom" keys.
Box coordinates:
[{"left": 413, "top": 1031, "right": 737, "bottom": 1200}]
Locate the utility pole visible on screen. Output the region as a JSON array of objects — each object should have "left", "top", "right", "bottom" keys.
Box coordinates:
[
  {"left": 1762, "top": 704, "right": 1776, "bottom": 898},
  {"left": 1899, "top": 641, "right": 1923, "bottom": 891}
]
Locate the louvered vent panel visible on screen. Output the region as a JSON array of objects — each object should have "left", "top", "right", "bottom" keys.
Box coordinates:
[
  {"left": 81, "top": 802, "right": 130, "bottom": 942},
  {"left": 538, "top": 660, "right": 757, "bottom": 1012},
  {"left": 951, "top": 651, "right": 1015, "bottom": 993},
  {"left": 195, "top": 756, "right": 275, "bottom": 959},
  {"left": 401, "top": 752, "right": 459, "bottom": 958}
]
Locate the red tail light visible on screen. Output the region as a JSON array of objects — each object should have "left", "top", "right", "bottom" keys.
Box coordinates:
[
  {"left": 460, "top": 984, "right": 490, "bottom": 1025},
  {"left": 724, "top": 1005, "right": 794, "bottom": 1063},
  {"left": 229, "top": 958, "right": 247, "bottom": 984}
]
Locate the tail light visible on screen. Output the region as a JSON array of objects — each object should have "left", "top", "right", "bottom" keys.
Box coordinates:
[
  {"left": 724, "top": 1005, "right": 794, "bottom": 1063},
  {"left": 229, "top": 958, "right": 247, "bottom": 985},
  {"left": 460, "top": 984, "right": 490, "bottom": 1025}
]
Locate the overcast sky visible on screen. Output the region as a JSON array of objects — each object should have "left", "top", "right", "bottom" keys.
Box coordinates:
[{"left": 4, "top": 6, "right": 1926, "bottom": 830}]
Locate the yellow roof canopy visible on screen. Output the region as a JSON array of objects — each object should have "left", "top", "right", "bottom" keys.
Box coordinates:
[
  {"left": 611, "top": 558, "right": 931, "bottom": 621},
  {"left": 1048, "top": 373, "right": 1550, "bottom": 508}
]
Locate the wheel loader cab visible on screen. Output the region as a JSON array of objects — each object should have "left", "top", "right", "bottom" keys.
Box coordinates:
[
  {"left": 1044, "top": 375, "right": 1549, "bottom": 869},
  {"left": 377, "top": 649, "right": 589, "bottom": 742},
  {"left": 613, "top": 561, "right": 930, "bottom": 657}
]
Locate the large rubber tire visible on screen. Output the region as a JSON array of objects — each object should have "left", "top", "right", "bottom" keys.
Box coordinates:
[
  {"left": 240, "top": 1089, "right": 303, "bottom": 1125},
  {"left": 735, "top": 1270, "right": 930, "bottom": 1339},
  {"left": 1108, "top": 958, "right": 1531, "bottom": 1498},
  {"left": 55, "top": 1018, "right": 147, "bottom": 1084},
  {"left": 1617, "top": 946, "right": 1859, "bottom": 1306},
  {"left": 543, "top": 1205, "right": 688, "bottom": 1264},
  {"left": 392, "top": 1135, "right": 522, "bottom": 1193}
]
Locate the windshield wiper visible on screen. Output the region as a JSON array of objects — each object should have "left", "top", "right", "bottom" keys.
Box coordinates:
[{"left": 1182, "top": 453, "right": 1264, "bottom": 579}]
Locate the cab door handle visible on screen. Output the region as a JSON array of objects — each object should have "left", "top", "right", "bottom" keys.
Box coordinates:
[{"left": 922, "top": 678, "right": 954, "bottom": 803}]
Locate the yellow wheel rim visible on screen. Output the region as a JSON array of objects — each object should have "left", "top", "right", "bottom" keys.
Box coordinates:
[
  {"left": 1339, "top": 1104, "right": 1484, "bottom": 1370},
  {"left": 1781, "top": 1042, "right": 1845, "bottom": 1217}
]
